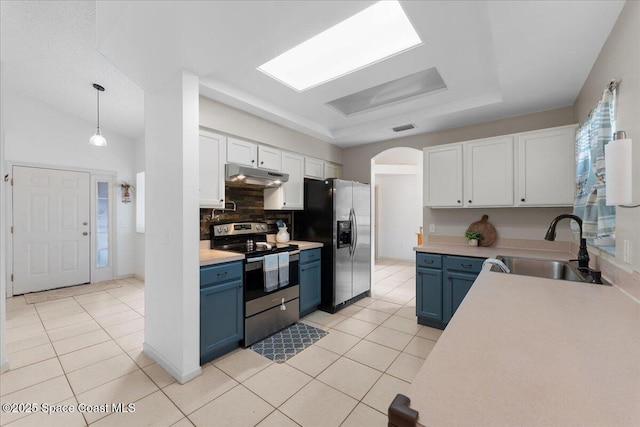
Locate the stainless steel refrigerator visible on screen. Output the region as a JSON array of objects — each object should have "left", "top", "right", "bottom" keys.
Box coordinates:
[{"left": 294, "top": 178, "right": 371, "bottom": 313}]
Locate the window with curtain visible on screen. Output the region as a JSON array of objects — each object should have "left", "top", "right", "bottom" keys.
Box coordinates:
[{"left": 573, "top": 87, "right": 616, "bottom": 252}]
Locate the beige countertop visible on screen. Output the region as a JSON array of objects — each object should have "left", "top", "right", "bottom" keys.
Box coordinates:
[
  {"left": 289, "top": 240, "right": 323, "bottom": 250},
  {"left": 199, "top": 249, "right": 244, "bottom": 266},
  {"left": 408, "top": 242, "right": 640, "bottom": 426},
  {"left": 199, "top": 240, "right": 322, "bottom": 266}
]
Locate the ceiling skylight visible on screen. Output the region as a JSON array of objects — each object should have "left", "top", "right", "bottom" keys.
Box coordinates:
[{"left": 257, "top": 1, "right": 422, "bottom": 91}]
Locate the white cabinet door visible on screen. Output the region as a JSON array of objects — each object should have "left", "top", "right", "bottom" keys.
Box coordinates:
[
  {"left": 227, "top": 137, "right": 257, "bottom": 167},
  {"left": 324, "top": 163, "right": 340, "bottom": 179},
  {"left": 516, "top": 126, "right": 576, "bottom": 206},
  {"left": 423, "top": 144, "right": 463, "bottom": 207},
  {"left": 258, "top": 145, "right": 282, "bottom": 171},
  {"left": 464, "top": 137, "right": 514, "bottom": 207},
  {"left": 200, "top": 132, "right": 226, "bottom": 208},
  {"left": 264, "top": 152, "right": 304, "bottom": 210},
  {"left": 305, "top": 157, "right": 324, "bottom": 179}
]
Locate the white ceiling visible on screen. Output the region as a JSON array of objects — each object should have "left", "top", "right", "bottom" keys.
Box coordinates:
[{"left": 2, "top": 1, "right": 625, "bottom": 147}]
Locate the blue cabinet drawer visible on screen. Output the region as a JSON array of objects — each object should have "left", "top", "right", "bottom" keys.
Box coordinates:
[
  {"left": 200, "top": 261, "right": 243, "bottom": 287},
  {"left": 416, "top": 253, "right": 442, "bottom": 269},
  {"left": 300, "top": 248, "right": 321, "bottom": 264},
  {"left": 444, "top": 256, "right": 484, "bottom": 274}
]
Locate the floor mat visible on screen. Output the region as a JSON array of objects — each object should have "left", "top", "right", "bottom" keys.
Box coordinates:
[
  {"left": 250, "top": 322, "right": 328, "bottom": 363},
  {"left": 23, "top": 281, "right": 124, "bottom": 304}
]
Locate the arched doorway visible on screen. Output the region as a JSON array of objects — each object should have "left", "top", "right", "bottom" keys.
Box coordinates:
[{"left": 370, "top": 147, "right": 423, "bottom": 264}]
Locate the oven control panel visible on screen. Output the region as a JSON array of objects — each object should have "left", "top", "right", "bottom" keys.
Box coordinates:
[{"left": 213, "top": 222, "right": 268, "bottom": 237}]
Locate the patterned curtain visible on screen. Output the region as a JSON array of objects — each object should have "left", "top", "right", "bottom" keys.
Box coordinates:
[{"left": 572, "top": 89, "right": 616, "bottom": 239}]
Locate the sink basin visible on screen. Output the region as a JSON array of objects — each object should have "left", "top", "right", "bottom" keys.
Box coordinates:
[{"left": 490, "top": 256, "right": 610, "bottom": 285}]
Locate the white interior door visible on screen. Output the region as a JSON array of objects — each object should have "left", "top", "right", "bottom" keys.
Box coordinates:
[{"left": 12, "top": 166, "right": 91, "bottom": 294}]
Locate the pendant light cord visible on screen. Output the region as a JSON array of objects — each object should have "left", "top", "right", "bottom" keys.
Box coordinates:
[{"left": 96, "top": 88, "right": 100, "bottom": 132}]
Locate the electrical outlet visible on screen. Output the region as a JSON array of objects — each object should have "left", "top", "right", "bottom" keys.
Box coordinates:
[
  {"left": 429, "top": 224, "right": 436, "bottom": 233},
  {"left": 623, "top": 240, "right": 631, "bottom": 264}
]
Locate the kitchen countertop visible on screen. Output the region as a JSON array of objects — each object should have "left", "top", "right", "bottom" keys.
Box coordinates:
[
  {"left": 408, "top": 242, "right": 640, "bottom": 426},
  {"left": 288, "top": 240, "right": 323, "bottom": 250},
  {"left": 199, "top": 240, "right": 322, "bottom": 266},
  {"left": 199, "top": 249, "right": 244, "bottom": 266}
]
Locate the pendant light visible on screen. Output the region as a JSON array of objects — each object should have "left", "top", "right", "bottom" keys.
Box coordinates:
[{"left": 89, "top": 83, "right": 107, "bottom": 147}]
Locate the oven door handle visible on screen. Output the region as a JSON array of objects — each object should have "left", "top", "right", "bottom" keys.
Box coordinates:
[{"left": 245, "top": 250, "right": 301, "bottom": 263}]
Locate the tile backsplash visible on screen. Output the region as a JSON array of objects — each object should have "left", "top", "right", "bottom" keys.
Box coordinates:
[{"left": 200, "top": 185, "right": 293, "bottom": 240}]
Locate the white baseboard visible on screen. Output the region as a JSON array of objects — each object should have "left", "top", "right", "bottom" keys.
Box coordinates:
[
  {"left": 143, "top": 342, "right": 201, "bottom": 384},
  {"left": 133, "top": 274, "right": 145, "bottom": 282}
]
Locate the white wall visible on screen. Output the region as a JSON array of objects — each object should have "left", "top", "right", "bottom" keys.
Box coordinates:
[
  {"left": 143, "top": 70, "right": 200, "bottom": 383},
  {"left": 376, "top": 173, "right": 423, "bottom": 261},
  {"left": 573, "top": 0, "right": 640, "bottom": 279},
  {"left": 3, "top": 90, "right": 136, "bottom": 280},
  {"left": 200, "top": 97, "right": 343, "bottom": 164},
  {"left": 134, "top": 135, "right": 145, "bottom": 280},
  {"left": 1, "top": 61, "right": 8, "bottom": 372}
]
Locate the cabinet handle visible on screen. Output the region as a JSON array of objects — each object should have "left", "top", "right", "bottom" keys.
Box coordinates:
[
  {"left": 217, "top": 272, "right": 227, "bottom": 277},
  {"left": 220, "top": 199, "right": 224, "bottom": 202},
  {"left": 521, "top": 198, "right": 525, "bottom": 202},
  {"left": 283, "top": 202, "right": 286, "bottom": 206},
  {"left": 457, "top": 200, "right": 461, "bottom": 204},
  {"left": 251, "top": 160, "right": 255, "bottom": 163},
  {"left": 260, "top": 161, "right": 264, "bottom": 165},
  {"left": 468, "top": 200, "right": 472, "bottom": 203},
  {"left": 461, "top": 264, "right": 472, "bottom": 268}
]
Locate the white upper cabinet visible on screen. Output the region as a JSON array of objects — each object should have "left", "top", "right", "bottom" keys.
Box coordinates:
[
  {"left": 305, "top": 157, "right": 324, "bottom": 179},
  {"left": 227, "top": 137, "right": 257, "bottom": 167},
  {"left": 464, "top": 136, "right": 514, "bottom": 207},
  {"left": 199, "top": 131, "right": 226, "bottom": 208},
  {"left": 264, "top": 152, "right": 304, "bottom": 210},
  {"left": 257, "top": 145, "right": 282, "bottom": 171},
  {"left": 324, "top": 162, "right": 341, "bottom": 179},
  {"left": 423, "top": 144, "right": 463, "bottom": 207},
  {"left": 515, "top": 125, "right": 576, "bottom": 207}
]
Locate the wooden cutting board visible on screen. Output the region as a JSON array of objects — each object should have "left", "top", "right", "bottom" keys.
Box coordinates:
[{"left": 466, "top": 215, "right": 497, "bottom": 247}]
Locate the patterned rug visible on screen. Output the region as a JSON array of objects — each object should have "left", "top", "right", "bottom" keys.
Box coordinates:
[
  {"left": 23, "top": 281, "right": 124, "bottom": 304},
  {"left": 251, "top": 322, "right": 328, "bottom": 363}
]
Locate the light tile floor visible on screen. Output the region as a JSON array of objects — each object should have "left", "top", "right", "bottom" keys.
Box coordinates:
[{"left": 1, "top": 259, "right": 442, "bottom": 426}]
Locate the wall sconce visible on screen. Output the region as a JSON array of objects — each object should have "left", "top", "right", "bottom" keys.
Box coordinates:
[{"left": 605, "top": 130, "right": 636, "bottom": 207}]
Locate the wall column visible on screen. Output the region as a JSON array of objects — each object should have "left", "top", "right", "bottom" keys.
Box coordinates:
[{"left": 143, "top": 70, "right": 201, "bottom": 383}]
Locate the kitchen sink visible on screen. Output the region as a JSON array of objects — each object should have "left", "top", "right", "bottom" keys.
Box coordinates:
[{"left": 490, "top": 255, "right": 610, "bottom": 285}]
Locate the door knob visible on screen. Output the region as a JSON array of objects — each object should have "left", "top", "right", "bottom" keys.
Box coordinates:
[{"left": 82, "top": 232, "right": 88, "bottom": 236}]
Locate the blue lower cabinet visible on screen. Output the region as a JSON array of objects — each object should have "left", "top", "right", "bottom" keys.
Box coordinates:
[
  {"left": 200, "top": 261, "right": 243, "bottom": 364},
  {"left": 416, "top": 267, "right": 443, "bottom": 322},
  {"left": 299, "top": 249, "right": 321, "bottom": 317},
  {"left": 415, "top": 252, "right": 484, "bottom": 329},
  {"left": 443, "top": 271, "right": 477, "bottom": 323}
]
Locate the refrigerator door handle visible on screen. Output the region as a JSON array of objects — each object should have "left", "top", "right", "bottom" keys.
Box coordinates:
[
  {"left": 348, "top": 208, "right": 354, "bottom": 257},
  {"left": 351, "top": 207, "right": 358, "bottom": 260}
]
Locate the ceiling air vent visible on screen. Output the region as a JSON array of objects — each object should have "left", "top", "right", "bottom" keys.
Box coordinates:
[
  {"left": 392, "top": 124, "right": 415, "bottom": 132},
  {"left": 326, "top": 67, "right": 446, "bottom": 116}
]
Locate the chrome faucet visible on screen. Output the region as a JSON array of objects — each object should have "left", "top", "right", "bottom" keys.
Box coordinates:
[
  {"left": 483, "top": 258, "right": 511, "bottom": 273},
  {"left": 544, "top": 214, "right": 589, "bottom": 269}
]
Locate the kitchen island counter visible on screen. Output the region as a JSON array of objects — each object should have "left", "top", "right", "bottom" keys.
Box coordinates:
[{"left": 406, "top": 243, "right": 640, "bottom": 426}]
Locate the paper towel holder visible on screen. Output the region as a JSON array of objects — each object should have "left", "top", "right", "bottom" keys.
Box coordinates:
[{"left": 606, "top": 130, "right": 638, "bottom": 208}]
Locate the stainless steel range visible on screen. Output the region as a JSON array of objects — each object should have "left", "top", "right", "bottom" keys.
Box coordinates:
[{"left": 211, "top": 222, "right": 300, "bottom": 346}]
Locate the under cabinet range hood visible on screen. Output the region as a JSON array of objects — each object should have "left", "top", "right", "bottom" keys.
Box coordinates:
[{"left": 225, "top": 164, "right": 288, "bottom": 187}]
